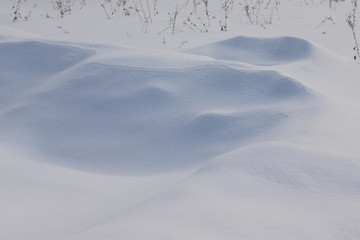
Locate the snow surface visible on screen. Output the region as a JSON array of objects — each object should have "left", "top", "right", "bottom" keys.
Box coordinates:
[{"left": 1, "top": 0, "right": 360, "bottom": 239}]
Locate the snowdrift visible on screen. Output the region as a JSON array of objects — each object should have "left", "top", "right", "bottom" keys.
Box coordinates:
[
  {"left": 189, "top": 36, "right": 313, "bottom": 65},
  {"left": 0, "top": 38, "right": 313, "bottom": 174}
]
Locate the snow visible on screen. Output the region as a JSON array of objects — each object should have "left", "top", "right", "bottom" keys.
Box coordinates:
[
  {"left": 0, "top": 38, "right": 314, "bottom": 174},
  {"left": 189, "top": 36, "right": 314, "bottom": 66},
  {"left": 64, "top": 142, "right": 360, "bottom": 240},
  {"left": 1, "top": 0, "right": 360, "bottom": 239}
]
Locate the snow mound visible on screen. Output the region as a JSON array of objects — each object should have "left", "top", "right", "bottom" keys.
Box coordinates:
[
  {"left": 0, "top": 39, "right": 314, "bottom": 174},
  {"left": 188, "top": 36, "right": 313, "bottom": 66},
  {"left": 65, "top": 142, "right": 360, "bottom": 240}
]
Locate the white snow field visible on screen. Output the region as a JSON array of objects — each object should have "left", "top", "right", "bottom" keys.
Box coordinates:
[{"left": 1, "top": 0, "right": 360, "bottom": 239}]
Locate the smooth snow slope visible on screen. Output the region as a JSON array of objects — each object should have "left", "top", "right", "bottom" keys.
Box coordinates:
[
  {"left": 1, "top": 5, "right": 360, "bottom": 239},
  {"left": 65, "top": 142, "right": 360, "bottom": 240},
  {"left": 0, "top": 144, "right": 190, "bottom": 240}
]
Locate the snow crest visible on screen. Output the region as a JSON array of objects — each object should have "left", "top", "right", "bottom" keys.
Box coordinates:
[{"left": 189, "top": 36, "right": 314, "bottom": 65}]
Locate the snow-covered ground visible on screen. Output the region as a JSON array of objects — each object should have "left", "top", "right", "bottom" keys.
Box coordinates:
[{"left": 1, "top": 0, "right": 360, "bottom": 239}]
